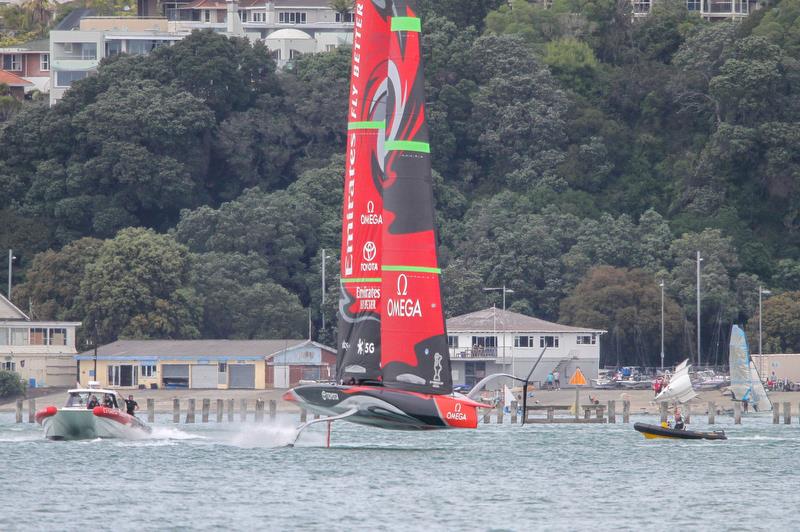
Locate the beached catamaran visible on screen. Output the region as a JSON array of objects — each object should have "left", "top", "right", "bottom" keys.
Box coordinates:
[
  {"left": 729, "top": 324, "right": 772, "bottom": 412},
  {"left": 283, "top": 0, "right": 502, "bottom": 436}
]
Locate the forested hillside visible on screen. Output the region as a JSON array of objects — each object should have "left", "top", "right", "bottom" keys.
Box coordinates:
[{"left": 2, "top": 0, "right": 800, "bottom": 366}]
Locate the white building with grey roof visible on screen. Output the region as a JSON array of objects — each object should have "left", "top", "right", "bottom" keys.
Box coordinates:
[{"left": 446, "top": 308, "right": 605, "bottom": 389}]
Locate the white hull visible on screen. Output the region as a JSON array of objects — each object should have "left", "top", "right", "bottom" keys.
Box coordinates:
[{"left": 41, "top": 409, "right": 150, "bottom": 440}]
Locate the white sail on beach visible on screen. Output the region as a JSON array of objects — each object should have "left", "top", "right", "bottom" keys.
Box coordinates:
[
  {"left": 729, "top": 325, "right": 772, "bottom": 412},
  {"left": 655, "top": 359, "right": 697, "bottom": 404}
]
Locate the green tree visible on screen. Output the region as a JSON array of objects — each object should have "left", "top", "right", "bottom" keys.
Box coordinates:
[
  {"left": 559, "top": 266, "right": 685, "bottom": 366},
  {"left": 759, "top": 291, "right": 800, "bottom": 353},
  {"left": 0, "top": 370, "right": 26, "bottom": 398},
  {"left": 543, "top": 37, "right": 600, "bottom": 95},
  {"left": 14, "top": 237, "right": 103, "bottom": 321},
  {"left": 78, "top": 228, "right": 201, "bottom": 343}
]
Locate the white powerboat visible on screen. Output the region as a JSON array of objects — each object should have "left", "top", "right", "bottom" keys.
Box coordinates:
[{"left": 35, "top": 383, "right": 151, "bottom": 440}]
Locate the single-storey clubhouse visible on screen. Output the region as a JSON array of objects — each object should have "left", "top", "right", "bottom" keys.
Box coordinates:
[{"left": 76, "top": 339, "right": 336, "bottom": 390}]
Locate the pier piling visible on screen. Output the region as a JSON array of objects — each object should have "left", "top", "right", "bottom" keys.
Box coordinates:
[
  {"left": 684, "top": 404, "right": 690, "bottom": 425},
  {"left": 773, "top": 402, "right": 780, "bottom": 424},
  {"left": 147, "top": 399, "right": 155, "bottom": 423},
  {"left": 708, "top": 401, "right": 715, "bottom": 425},
  {"left": 186, "top": 398, "right": 196, "bottom": 423},
  {"left": 496, "top": 406, "right": 503, "bottom": 424},
  {"left": 482, "top": 410, "right": 490, "bottom": 424},
  {"left": 172, "top": 398, "right": 180, "bottom": 423},
  {"left": 269, "top": 400, "right": 276, "bottom": 420},
  {"left": 784, "top": 402, "right": 791, "bottom": 424},
  {"left": 733, "top": 401, "right": 741, "bottom": 424},
  {"left": 608, "top": 400, "right": 615, "bottom": 424},
  {"left": 15, "top": 398, "right": 23, "bottom": 423},
  {"left": 255, "top": 399, "right": 264, "bottom": 422},
  {"left": 28, "top": 399, "right": 35, "bottom": 423},
  {"left": 622, "top": 400, "right": 630, "bottom": 423},
  {"left": 547, "top": 407, "right": 554, "bottom": 423},
  {"left": 226, "top": 399, "right": 234, "bottom": 422},
  {"left": 511, "top": 401, "right": 518, "bottom": 424},
  {"left": 300, "top": 408, "right": 307, "bottom": 422},
  {"left": 202, "top": 399, "right": 210, "bottom": 423},
  {"left": 240, "top": 399, "right": 247, "bottom": 422},
  {"left": 659, "top": 402, "right": 668, "bottom": 423},
  {"left": 216, "top": 399, "right": 224, "bottom": 423}
]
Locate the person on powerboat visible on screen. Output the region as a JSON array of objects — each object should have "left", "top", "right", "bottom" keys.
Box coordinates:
[
  {"left": 125, "top": 395, "right": 139, "bottom": 416},
  {"left": 102, "top": 394, "right": 114, "bottom": 408},
  {"left": 87, "top": 395, "right": 99, "bottom": 409},
  {"left": 673, "top": 410, "right": 685, "bottom": 431}
]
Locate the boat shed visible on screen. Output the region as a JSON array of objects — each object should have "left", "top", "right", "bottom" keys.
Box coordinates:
[
  {"left": 75, "top": 339, "right": 336, "bottom": 390},
  {"left": 446, "top": 308, "right": 606, "bottom": 389}
]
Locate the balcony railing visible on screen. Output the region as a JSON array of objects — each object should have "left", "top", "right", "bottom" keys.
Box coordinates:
[{"left": 450, "top": 346, "right": 497, "bottom": 359}]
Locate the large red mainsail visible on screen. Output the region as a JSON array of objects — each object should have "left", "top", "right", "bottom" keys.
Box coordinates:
[
  {"left": 379, "top": 0, "right": 453, "bottom": 395},
  {"left": 335, "top": 0, "right": 390, "bottom": 383}
]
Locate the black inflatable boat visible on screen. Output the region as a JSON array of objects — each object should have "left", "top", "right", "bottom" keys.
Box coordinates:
[{"left": 634, "top": 422, "right": 727, "bottom": 440}]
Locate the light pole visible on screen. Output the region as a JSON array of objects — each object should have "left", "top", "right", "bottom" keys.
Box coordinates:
[
  {"left": 484, "top": 285, "right": 515, "bottom": 375},
  {"left": 7, "top": 249, "right": 16, "bottom": 302},
  {"left": 660, "top": 280, "right": 665, "bottom": 370},
  {"left": 321, "top": 249, "right": 327, "bottom": 333},
  {"left": 759, "top": 286, "right": 771, "bottom": 378},
  {"left": 696, "top": 251, "right": 703, "bottom": 368}
]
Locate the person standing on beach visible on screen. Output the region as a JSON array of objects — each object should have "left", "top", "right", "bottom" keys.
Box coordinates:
[
  {"left": 553, "top": 370, "right": 560, "bottom": 390},
  {"left": 546, "top": 372, "right": 554, "bottom": 390}
]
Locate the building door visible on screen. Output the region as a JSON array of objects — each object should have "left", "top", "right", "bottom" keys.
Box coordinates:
[
  {"left": 273, "top": 365, "right": 290, "bottom": 388},
  {"left": 229, "top": 364, "right": 255, "bottom": 389},
  {"left": 108, "top": 365, "right": 138, "bottom": 387},
  {"left": 162, "top": 364, "right": 190, "bottom": 388},
  {"left": 190, "top": 364, "right": 217, "bottom": 389}
]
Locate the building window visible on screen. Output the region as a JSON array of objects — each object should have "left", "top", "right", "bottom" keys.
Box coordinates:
[
  {"left": 56, "top": 70, "right": 89, "bottom": 87},
  {"left": 40, "top": 53, "right": 49, "bottom": 71},
  {"left": 271, "top": 49, "right": 281, "bottom": 60},
  {"left": 686, "top": 0, "right": 700, "bottom": 9},
  {"left": 252, "top": 11, "right": 266, "bottom": 22},
  {"left": 204, "top": 9, "right": 210, "bottom": 22},
  {"left": 2, "top": 54, "right": 22, "bottom": 71},
  {"left": 514, "top": 336, "right": 534, "bottom": 348},
  {"left": 238, "top": 9, "right": 247, "bottom": 22},
  {"left": 106, "top": 41, "right": 122, "bottom": 56},
  {"left": 325, "top": 44, "right": 337, "bottom": 52},
  {"left": 0, "top": 329, "right": 7, "bottom": 345},
  {"left": 540, "top": 336, "right": 559, "bottom": 348},
  {"left": 49, "top": 328, "right": 67, "bottom": 346},
  {"left": 10, "top": 328, "right": 27, "bottom": 345},
  {"left": 577, "top": 334, "right": 597, "bottom": 345},
  {"left": 335, "top": 11, "right": 354, "bottom": 23},
  {"left": 289, "top": 49, "right": 303, "bottom": 60},
  {"left": 447, "top": 335, "right": 459, "bottom": 348},
  {"left": 464, "top": 361, "right": 486, "bottom": 387},
  {"left": 141, "top": 364, "right": 156, "bottom": 377},
  {"left": 633, "top": 0, "right": 651, "bottom": 13},
  {"left": 1, "top": 361, "right": 15, "bottom": 371},
  {"left": 279, "top": 11, "right": 306, "bottom": 24},
  {"left": 218, "top": 362, "right": 227, "bottom": 373}
]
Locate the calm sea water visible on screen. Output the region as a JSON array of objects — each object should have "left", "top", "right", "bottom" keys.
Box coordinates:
[{"left": 1, "top": 411, "right": 797, "bottom": 531}]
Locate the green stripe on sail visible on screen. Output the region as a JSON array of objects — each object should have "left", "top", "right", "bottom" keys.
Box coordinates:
[
  {"left": 348, "top": 120, "right": 384, "bottom": 130},
  {"left": 391, "top": 17, "right": 421, "bottom": 32},
  {"left": 341, "top": 277, "right": 382, "bottom": 283},
  {"left": 382, "top": 265, "right": 441, "bottom": 274},
  {"left": 384, "top": 140, "right": 430, "bottom": 153}
]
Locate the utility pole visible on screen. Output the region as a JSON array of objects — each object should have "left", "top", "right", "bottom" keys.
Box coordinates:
[
  {"left": 484, "top": 285, "right": 515, "bottom": 375},
  {"left": 696, "top": 251, "right": 703, "bottom": 368},
  {"left": 759, "top": 286, "right": 771, "bottom": 378},
  {"left": 660, "top": 280, "right": 665, "bottom": 370},
  {"left": 7, "top": 249, "right": 14, "bottom": 302},
  {"left": 321, "top": 249, "right": 326, "bottom": 332}
]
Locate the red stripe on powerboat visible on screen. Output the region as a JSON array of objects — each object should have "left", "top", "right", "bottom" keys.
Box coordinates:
[{"left": 93, "top": 406, "right": 133, "bottom": 425}]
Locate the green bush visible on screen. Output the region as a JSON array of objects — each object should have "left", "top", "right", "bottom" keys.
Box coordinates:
[{"left": 0, "top": 370, "right": 26, "bottom": 399}]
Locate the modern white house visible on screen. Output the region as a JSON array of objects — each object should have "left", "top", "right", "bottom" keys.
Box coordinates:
[
  {"left": 48, "top": 0, "right": 354, "bottom": 103},
  {"left": 0, "top": 293, "right": 82, "bottom": 388},
  {"left": 446, "top": 308, "right": 605, "bottom": 389},
  {"left": 632, "top": 0, "right": 758, "bottom": 19}
]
